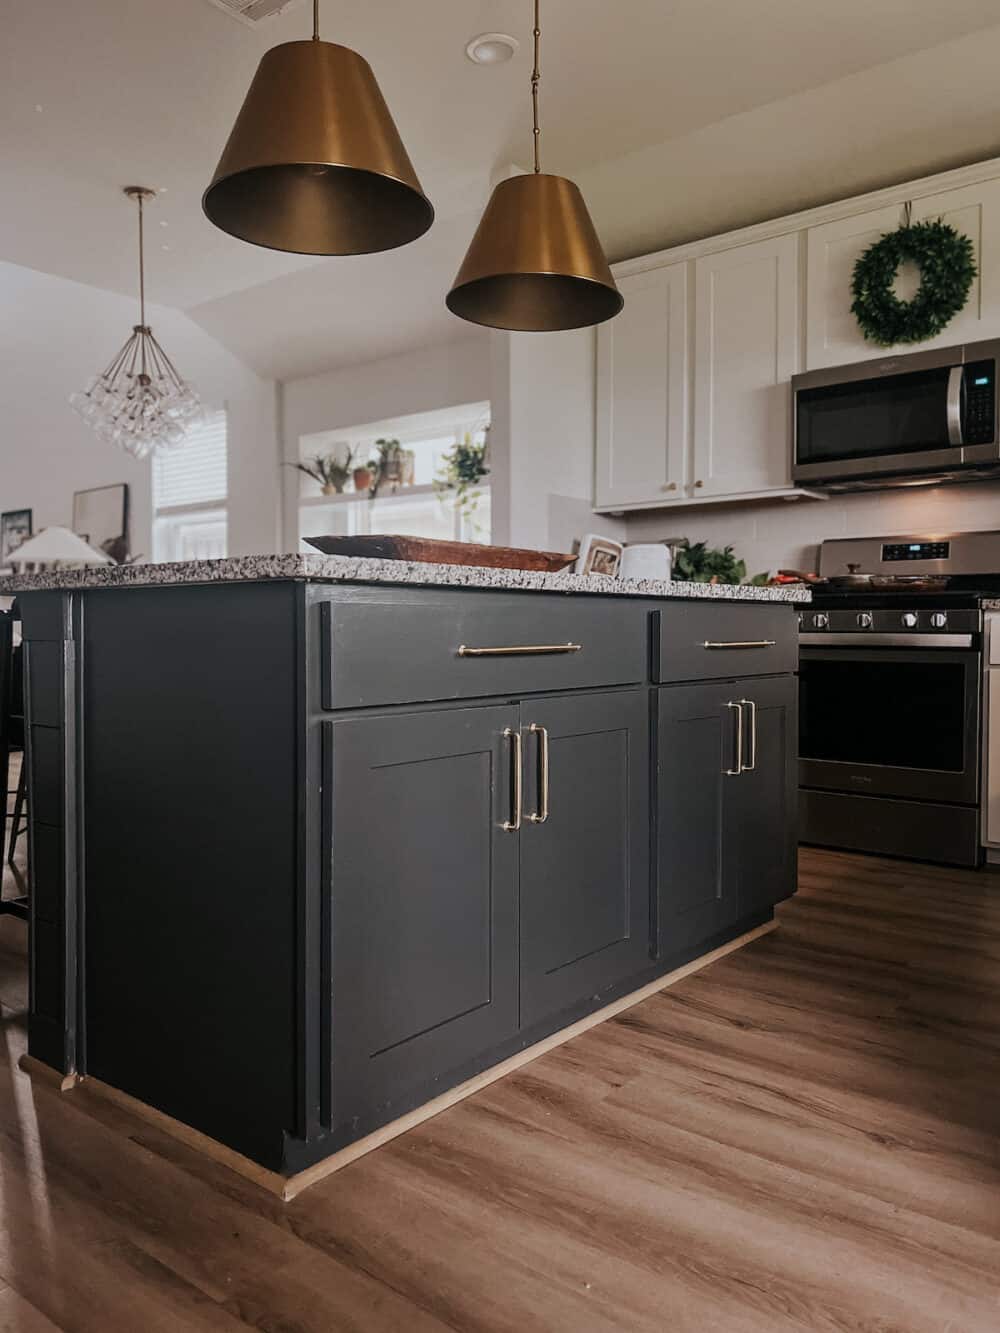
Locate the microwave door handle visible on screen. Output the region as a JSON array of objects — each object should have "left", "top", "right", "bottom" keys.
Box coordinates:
[{"left": 947, "top": 365, "right": 964, "bottom": 445}]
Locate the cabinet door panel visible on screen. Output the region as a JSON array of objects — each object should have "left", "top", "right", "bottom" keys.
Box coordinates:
[
  {"left": 731, "top": 675, "right": 798, "bottom": 918},
  {"left": 595, "top": 264, "right": 689, "bottom": 509},
  {"left": 326, "top": 705, "right": 518, "bottom": 1126},
  {"left": 519, "top": 691, "right": 650, "bottom": 1028},
  {"left": 805, "top": 179, "right": 1000, "bottom": 369},
  {"left": 657, "top": 681, "right": 739, "bottom": 956},
  {"left": 693, "top": 235, "right": 799, "bottom": 498}
]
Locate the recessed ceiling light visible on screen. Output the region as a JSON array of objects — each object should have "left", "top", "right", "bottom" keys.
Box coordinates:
[{"left": 466, "top": 32, "right": 519, "bottom": 65}]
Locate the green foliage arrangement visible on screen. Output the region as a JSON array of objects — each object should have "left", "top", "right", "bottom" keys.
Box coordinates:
[
  {"left": 435, "top": 431, "right": 490, "bottom": 519},
  {"left": 289, "top": 448, "right": 354, "bottom": 494},
  {"left": 850, "top": 219, "right": 976, "bottom": 347},
  {"left": 672, "top": 539, "right": 767, "bottom": 587}
]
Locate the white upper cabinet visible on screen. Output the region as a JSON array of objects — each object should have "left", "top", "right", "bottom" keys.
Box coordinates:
[
  {"left": 805, "top": 178, "right": 1000, "bottom": 369},
  {"left": 594, "top": 265, "right": 688, "bottom": 510},
  {"left": 692, "top": 234, "right": 800, "bottom": 500}
]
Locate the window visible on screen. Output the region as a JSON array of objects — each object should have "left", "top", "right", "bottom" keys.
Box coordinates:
[
  {"left": 152, "top": 409, "right": 228, "bottom": 562},
  {"left": 296, "top": 402, "right": 491, "bottom": 551}
]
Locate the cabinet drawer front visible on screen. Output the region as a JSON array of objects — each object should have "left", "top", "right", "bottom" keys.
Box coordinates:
[
  {"left": 322, "top": 598, "right": 649, "bottom": 709},
  {"left": 655, "top": 603, "right": 798, "bottom": 683}
]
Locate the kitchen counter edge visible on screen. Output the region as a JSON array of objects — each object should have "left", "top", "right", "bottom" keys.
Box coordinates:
[{"left": 0, "top": 553, "right": 811, "bottom": 603}]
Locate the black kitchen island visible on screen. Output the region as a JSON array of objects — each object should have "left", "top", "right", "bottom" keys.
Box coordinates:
[{"left": 1, "top": 555, "right": 805, "bottom": 1194}]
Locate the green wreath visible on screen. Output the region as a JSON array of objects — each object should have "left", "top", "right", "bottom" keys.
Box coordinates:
[{"left": 850, "top": 218, "right": 976, "bottom": 347}]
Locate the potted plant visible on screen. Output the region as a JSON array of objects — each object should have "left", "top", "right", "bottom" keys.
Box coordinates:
[
  {"left": 289, "top": 449, "right": 355, "bottom": 496},
  {"left": 435, "top": 430, "right": 490, "bottom": 520},
  {"left": 352, "top": 459, "right": 376, "bottom": 494},
  {"left": 671, "top": 539, "right": 767, "bottom": 585},
  {"left": 369, "top": 438, "right": 404, "bottom": 498}
]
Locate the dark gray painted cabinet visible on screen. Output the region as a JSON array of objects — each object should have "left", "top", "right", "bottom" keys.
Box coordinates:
[
  {"left": 519, "top": 690, "right": 650, "bottom": 1028},
  {"left": 325, "top": 705, "right": 518, "bottom": 1124},
  {"left": 657, "top": 674, "right": 797, "bottom": 957}
]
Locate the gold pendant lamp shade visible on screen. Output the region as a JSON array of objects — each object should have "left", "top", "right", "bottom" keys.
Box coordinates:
[
  {"left": 447, "top": 1, "right": 621, "bottom": 332},
  {"left": 203, "top": 1, "right": 433, "bottom": 256}
]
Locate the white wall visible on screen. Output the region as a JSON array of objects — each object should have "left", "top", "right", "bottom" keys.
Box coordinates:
[
  {"left": 0, "top": 261, "right": 279, "bottom": 560},
  {"left": 280, "top": 333, "right": 491, "bottom": 549},
  {"left": 624, "top": 482, "right": 1000, "bottom": 579}
]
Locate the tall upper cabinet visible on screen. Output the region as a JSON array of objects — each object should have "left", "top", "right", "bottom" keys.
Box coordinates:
[{"left": 594, "top": 157, "right": 1000, "bottom": 515}]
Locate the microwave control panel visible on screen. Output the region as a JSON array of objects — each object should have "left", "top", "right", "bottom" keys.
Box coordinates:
[{"left": 964, "top": 360, "right": 996, "bottom": 444}]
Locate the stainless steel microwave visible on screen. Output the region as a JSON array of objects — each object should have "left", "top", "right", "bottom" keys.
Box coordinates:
[{"left": 791, "top": 339, "right": 1000, "bottom": 490}]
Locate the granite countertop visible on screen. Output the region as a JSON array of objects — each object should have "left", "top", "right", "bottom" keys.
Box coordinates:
[
  {"left": 0, "top": 554, "right": 811, "bottom": 604},
  {"left": 981, "top": 599, "right": 1000, "bottom": 610}
]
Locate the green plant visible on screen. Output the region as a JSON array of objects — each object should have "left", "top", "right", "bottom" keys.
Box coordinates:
[
  {"left": 289, "top": 448, "right": 354, "bottom": 494},
  {"left": 672, "top": 539, "right": 766, "bottom": 586},
  {"left": 851, "top": 218, "right": 976, "bottom": 347},
  {"left": 367, "top": 438, "right": 404, "bottom": 499},
  {"left": 435, "top": 430, "right": 490, "bottom": 518}
]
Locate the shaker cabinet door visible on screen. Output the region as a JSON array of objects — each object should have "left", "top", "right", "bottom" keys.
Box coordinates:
[
  {"left": 656, "top": 681, "right": 741, "bottom": 957},
  {"left": 729, "top": 674, "right": 798, "bottom": 919},
  {"left": 595, "top": 263, "right": 689, "bottom": 509},
  {"left": 518, "top": 690, "right": 651, "bottom": 1029},
  {"left": 692, "top": 234, "right": 799, "bottom": 499},
  {"left": 325, "top": 705, "right": 518, "bottom": 1127}
]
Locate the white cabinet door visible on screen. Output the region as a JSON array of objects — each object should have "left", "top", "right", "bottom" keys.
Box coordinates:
[
  {"left": 594, "top": 264, "right": 688, "bottom": 509},
  {"left": 805, "top": 178, "right": 1000, "bottom": 369},
  {"left": 692, "top": 235, "right": 799, "bottom": 500}
]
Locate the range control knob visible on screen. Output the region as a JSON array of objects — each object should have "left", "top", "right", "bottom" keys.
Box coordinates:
[
  {"left": 812, "top": 612, "right": 829, "bottom": 629},
  {"left": 901, "top": 612, "right": 919, "bottom": 628},
  {"left": 930, "top": 612, "right": 948, "bottom": 629},
  {"left": 856, "top": 612, "right": 874, "bottom": 629}
]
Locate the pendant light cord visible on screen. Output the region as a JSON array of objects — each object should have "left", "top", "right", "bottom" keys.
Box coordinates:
[
  {"left": 136, "top": 190, "right": 146, "bottom": 329},
  {"left": 313, "top": 0, "right": 320, "bottom": 40},
  {"left": 531, "top": 0, "right": 541, "bottom": 173}
]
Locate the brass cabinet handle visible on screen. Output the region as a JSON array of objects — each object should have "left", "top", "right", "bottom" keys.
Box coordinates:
[
  {"left": 527, "top": 723, "right": 550, "bottom": 824},
  {"left": 501, "top": 728, "right": 523, "bottom": 831},
  {"left": 725, "top": 701, "right": 743, "bottom": 776},
  {"left": 661, "top": 482, "right": 678, "bottom": 492},
  {"left": 740, "top": 698, "right": 757, "bottom": 771},
  {"left": 694, "top": 479, "right": 705, "bottom": 489},
  {"left": 702, "top": 640, "right": 776, "bottom": 650},
  {"left": 458, "top": 643, "right": 582, "bottom": 657}
]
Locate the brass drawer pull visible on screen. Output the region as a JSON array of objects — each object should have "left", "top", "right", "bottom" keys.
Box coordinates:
[
  {"left": 725, "top": 701, "right": 743, "bottom": 776},
  {"left": 702, "top": 639, "right": 776, "bottom": 650},
  {"left": 501, "top": 728, "right": 522, "bottom": 832},
  {"left": 527, "top": 723, "right": 550, "bottom": 824},
  {"left": 740, "top": 698, "right": 757, "bottom": 771},
  {"left": 458, "top": 642, "right": 582, "bottom": 657}
]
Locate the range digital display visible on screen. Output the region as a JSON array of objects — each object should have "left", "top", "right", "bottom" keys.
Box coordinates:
[{"left": 882, "top": 541, "right": 950, "bottom": 562}]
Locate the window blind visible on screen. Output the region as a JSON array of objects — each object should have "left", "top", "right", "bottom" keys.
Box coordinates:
[{"left": 153, "top": 409, "right": 228, "bottom": 511}]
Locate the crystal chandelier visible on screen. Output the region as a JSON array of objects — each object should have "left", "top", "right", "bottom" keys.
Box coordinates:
[{"left": 71, "top": 187, "right": 201, "bottom": 459}]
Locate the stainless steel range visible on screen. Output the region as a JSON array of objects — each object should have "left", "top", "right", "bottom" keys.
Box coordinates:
[{"left": 797, "top": 530, "right": 1000, "bottom": 867}]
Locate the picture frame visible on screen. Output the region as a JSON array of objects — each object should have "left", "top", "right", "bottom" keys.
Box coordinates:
[
  {"left": 72, "top": 482, "right": 130, "bottom": 564},
  {"left": 0, "top": 509, "right": 33, "bottom": 568},
  {"left": 575, "top": 533, "right": 624, "bottom": 578}
]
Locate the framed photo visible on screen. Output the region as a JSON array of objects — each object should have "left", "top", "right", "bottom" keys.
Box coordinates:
[
  {"left": 576, "top": 533, "right": 623, "bottom": 578},
  {"left": 0, "top": 509, "right": 32, "bottom": 568},
  {"left": 72, "top": 483, "right": 129, "bottom": 564}
]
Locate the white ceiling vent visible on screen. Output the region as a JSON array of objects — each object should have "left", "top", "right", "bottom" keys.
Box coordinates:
[{"left": 205, "top": 0, "right": 306, "bottom": 26}]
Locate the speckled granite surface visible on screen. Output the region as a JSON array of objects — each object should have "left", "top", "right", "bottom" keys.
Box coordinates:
[
  {"left": 981, "top": 599, "right": 1000, "bottom": 610},
  {"left": 0, "top": 553, "right": 811, "bottom": 603}
]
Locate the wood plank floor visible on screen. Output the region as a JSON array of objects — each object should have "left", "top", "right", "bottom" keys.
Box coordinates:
[{"left": 2, "top": 845, "right": 999, "bottom": 1331}]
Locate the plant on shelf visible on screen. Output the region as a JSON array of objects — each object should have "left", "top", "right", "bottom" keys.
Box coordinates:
[
  {"left": 435, "top": 429, "right": 490, "bottom": 519},
  {"left": 289, "top": 448, "right": 355, "bottom": 496},
  {"left": 672, "top": 539, "right": 767, "bottom": 586},
  {"left": 368, "top": 438, "right": 404, "bottom": 499}
]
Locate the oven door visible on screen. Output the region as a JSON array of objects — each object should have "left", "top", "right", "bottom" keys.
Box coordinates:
[{"left": 799, "top": 647, "right": 980, "bottom": 804}]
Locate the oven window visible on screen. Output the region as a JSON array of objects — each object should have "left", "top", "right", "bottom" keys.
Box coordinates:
[
  {"left": 796, "top": 366, "right": 952, "bottom": 465},
  {"left": 800, "top": 657, "right": 966, "bottom": 771}
]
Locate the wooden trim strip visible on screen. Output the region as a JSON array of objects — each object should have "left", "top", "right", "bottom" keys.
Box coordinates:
[{"left": 19, "top": 920, "right": 777, "bottom": 1203}]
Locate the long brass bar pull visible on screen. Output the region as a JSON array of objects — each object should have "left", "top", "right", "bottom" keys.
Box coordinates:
[
  {"left": 501, "top": 727, "right": 523, "bottom": 831},
  {"left": 740, "top": 699, "right": 757, "bottom": 771},
  {"left": 527, "top": 723, "right": 550, "bottom": 823},
  {"left": 458, "top": 642, "right": 582, "bottom": 657},
  {"left": 724, "top": 701, "right": 743, "bottom": 776},
  {"left": 702, "top": 640, "right": 776, "bottom": 650}
]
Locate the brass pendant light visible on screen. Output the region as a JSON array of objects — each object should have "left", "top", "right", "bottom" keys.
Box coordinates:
[
  {"left": 203, "top": 0, "right": 433, "bottom": 255},
  {"left": 447, "top": 0, "right": 622, "bottom": 332}
]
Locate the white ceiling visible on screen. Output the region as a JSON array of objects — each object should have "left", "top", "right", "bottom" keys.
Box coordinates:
[{"left": 5, "top": 0, "right": 1000, "bottom": 379}]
